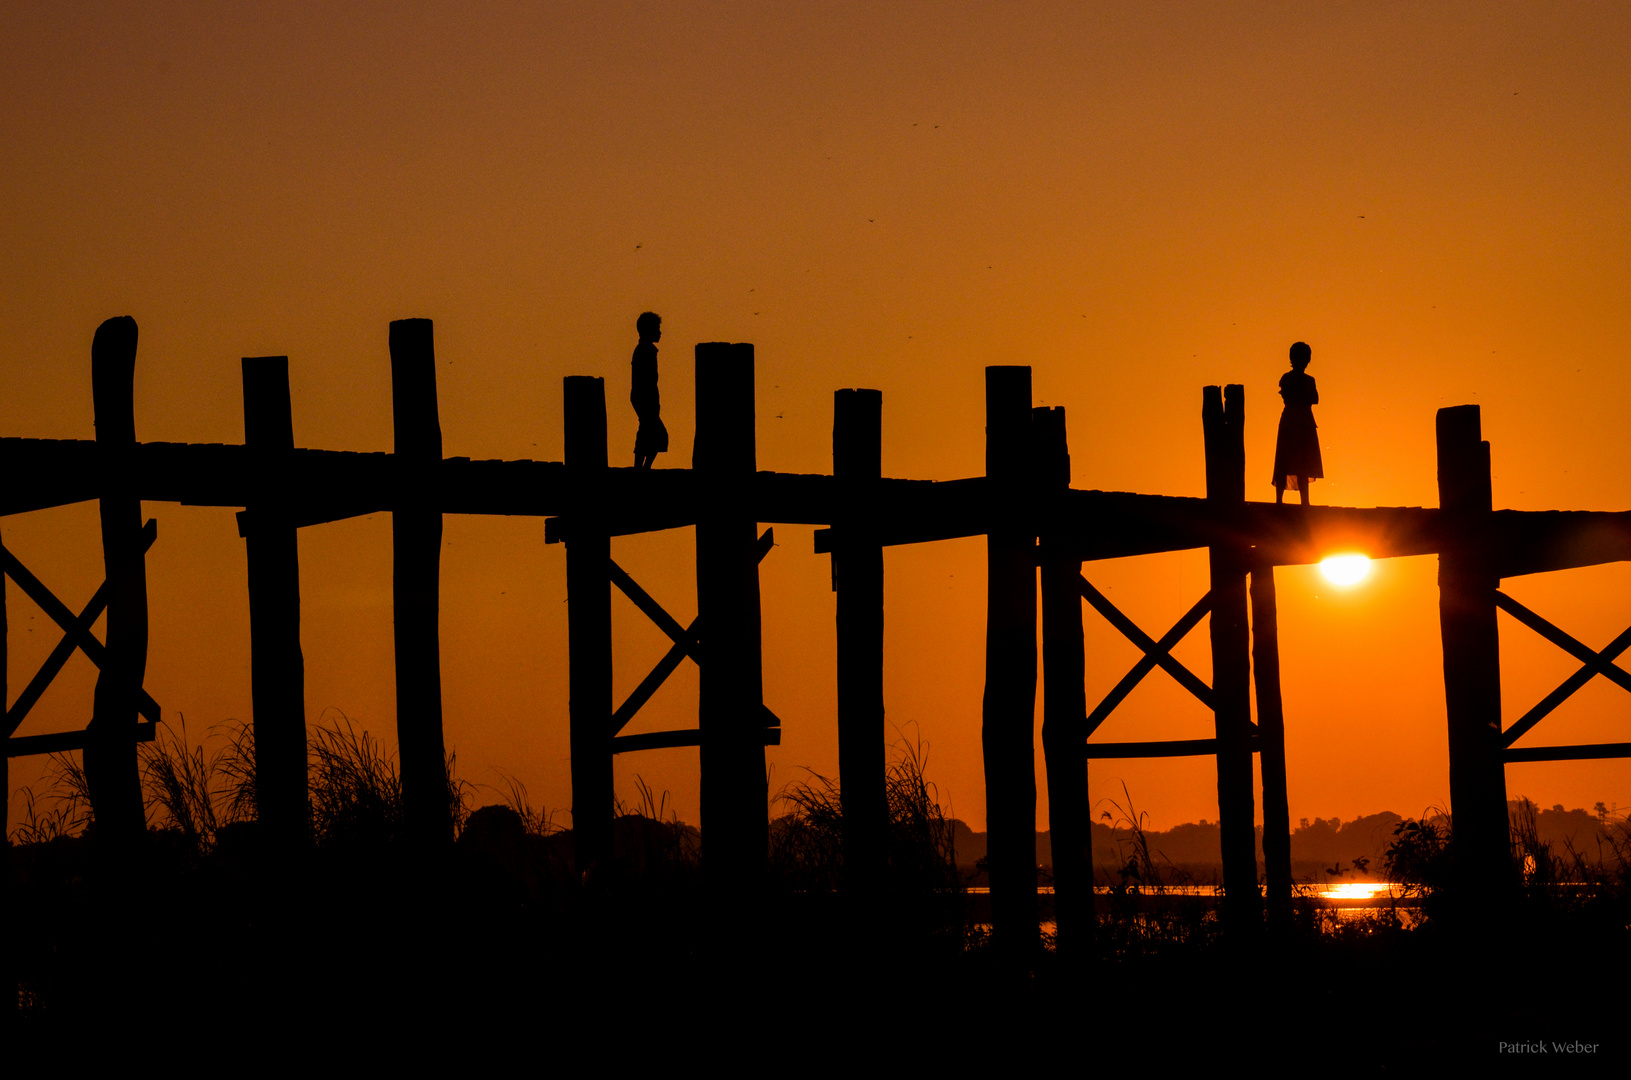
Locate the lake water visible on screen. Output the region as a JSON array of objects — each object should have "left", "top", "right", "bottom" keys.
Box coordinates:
[
  {"left": 965, "top": 881, "right": 1424, "bottom": 930},
  {"left": 968, "top": 881, "right": 1408, "bottom": 904}
]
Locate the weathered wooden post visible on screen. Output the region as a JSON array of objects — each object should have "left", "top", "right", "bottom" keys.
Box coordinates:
[
  {"left": 1436, "top": 405, "right": 1511, "bottom": 900},
  {"left": 389, "top": 319, "right": 451, "bottom": 844},
  {"left": 834, "top": 388, "right": 886, "bottom": 898},
  {"left": 87, "top": 315, "right": 148, "bottom": 842},
  {"left": 1250, "top": 560, "right": 1292, "bottom": 929},
  {"left": 1203, "top": 383, "right": 1261, "bottom": 929},
  {"left": 983, "top": 366, "right": 1039, "bottom": 958},
  {"left": 242, "top": 357, "right": 308, "bottom": 846},
  {"left": 564, "top": 375, "right": 613, "bottom": 876},
  {"left": 1, "top": 515, "right": 7, "bottom": 1005},
  {"left": 1037, "top": 405, "right": 1092, "bottom": 955},
  {"left": 695, "top": 343, "right": 768, "bottom": 894}
]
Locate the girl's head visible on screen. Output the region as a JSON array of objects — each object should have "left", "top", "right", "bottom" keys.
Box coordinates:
[
  {"left": 637, "top": 311, "right": 662, "bottom": 342},
  {"left": 1289, "top": 341, "right": 1311, "bottom": 371}
]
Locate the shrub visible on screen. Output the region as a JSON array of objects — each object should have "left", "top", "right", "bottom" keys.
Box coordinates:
[{"left": 1383, "top": 813, "right": 1452, "bottom": 922}]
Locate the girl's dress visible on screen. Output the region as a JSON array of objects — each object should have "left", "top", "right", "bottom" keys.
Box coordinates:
[{"left": 1272, "top": 369, "right": 1322, "bottom": 491}]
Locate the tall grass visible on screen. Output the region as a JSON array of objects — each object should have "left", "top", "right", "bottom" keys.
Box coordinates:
[
  {"left": 1098, "top": 780, "right": 1179, "bottom": 892},
  {"left": 768, "top": 737, "right": 961, "bottom": 896},
  {"left": 307, "top": 713, "right": 403, "bottom": 847},
  {"left": 768, "top": 768, "right": 843, "bottom": 891},
  {"left": 1094, "top": 782, "right": 1216, "bottom": 957},
  {"left": 884, "top": 739, "right": 961, "bottom": 894},
  {"left": 611, "top": 775, "right": 701, "bottom": 883},
  {"left": 7, "top": 766, "right": 89, "bottom": 848},
  {"left": 306, "top": 710, "right": 473, "bottom": 845},
  {"left": 1508, "top": 797, "right": 1631, "bottom": 923},
  {"left": 138, "top": 715, "right": 249, "bottom": 855},
  {"left": 8, "top": 753, "right": 91, "bottom": 846},
  {"left": 7, "top": 711, "right": 471, "bottom": 855},
  {"left": 494, "top": 772, "right": 562, "bottom": 838}
]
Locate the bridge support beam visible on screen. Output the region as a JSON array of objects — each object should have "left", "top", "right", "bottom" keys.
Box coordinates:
[
  {"left": 1251, "top": 560, "right": 1292, "bottom": 930},
  {"left": 983, "top": 366, "right": 1039, "bottom": 960},
  {"left": 243, "top": 357, "right": 308, "bottom": 848},
  {"left": 1038, "top": 405, "right": 1092, "bottom": 956},
  {"left": 565, "top": 375, "right": 613, "bottom": 876},
  {"left": 390, "top": 319, "right": 451, "bottom": 846},
  {"left": 1203, "top": 383, "right": 1261, "bottom": 930},
  {"left": 1436, "top": 405, "right": 1512, "bottom": 904},
  {"left": 834, "top": 388, "right": 886, "bottom": 901},
  {"left": 87, "top": 316, "right": 148, "bottom": 844},
  {"left": 696, "top": 343, "right": 768, "bottom": 897}
]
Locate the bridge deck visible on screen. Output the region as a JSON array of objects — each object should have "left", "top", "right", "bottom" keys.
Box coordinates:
[{"left": 5, "top": 436, "right": 1629, "bottom": 577}]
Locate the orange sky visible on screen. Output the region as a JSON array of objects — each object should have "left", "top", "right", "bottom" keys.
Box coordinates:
[{"left": 4, "top": 2, "right": 1629, "bottom": 834}]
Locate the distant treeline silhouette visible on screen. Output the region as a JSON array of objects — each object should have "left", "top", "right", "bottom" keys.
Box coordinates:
[{"left": 938, "top": 803, "right": 1625, "bottom": 886}]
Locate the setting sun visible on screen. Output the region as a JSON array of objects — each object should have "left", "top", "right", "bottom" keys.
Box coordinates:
[{"left": 1319, "top": 555, "right": 1372, "bottom": 587}]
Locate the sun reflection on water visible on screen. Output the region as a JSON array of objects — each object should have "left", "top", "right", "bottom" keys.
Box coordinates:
[{"left": 1323, "top": 881, "right": 1394, "bottom": 900}]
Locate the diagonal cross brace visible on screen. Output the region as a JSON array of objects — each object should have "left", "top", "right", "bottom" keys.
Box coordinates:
[
  {"left": 1081, "top": 577, "right": 1214, "bottom": 739},
  {"left": 609, "top": 528, "right": 776, "bottom": 736},
  {"left": 608, "top": 559, "right": 702, "bottom": 666},
  {"left": 1496, "top": 590, "right": 1631, "bottom": 748},
  {"left": 2, "top": 519, "right": 162, "bottom": 732},
  {"left": 7, "top": 519, "right": 160, "bottom": 734},
  {"left": 610, "top": 618, "right": 700, "bottom": 734}
]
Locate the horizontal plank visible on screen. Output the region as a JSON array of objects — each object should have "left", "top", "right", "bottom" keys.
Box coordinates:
[
  {"left": 1084, "top": 736, "right": 1260, "bottom": 759},
  {"left": 1505, "top": 742, "right": 1631, "bottom": 763},
  {"left": 8, "top": 720, "right": 157, "bottom": 758},
  {"left": 824, "top": 492, "right": 1451, "bottom": 564},
  {"left": 1494, "top": 510, "right": 1631, "bottom": 578},
  {"left": 0, "top": 437, "right": 100, "bottom": 513},
  {"left": 612, "top": 727, "right": 781, "bottom": 755}
]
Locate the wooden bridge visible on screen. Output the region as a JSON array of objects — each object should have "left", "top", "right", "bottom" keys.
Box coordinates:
[{"left": 7, "top": 316, "right": 1630, "bottom": 953}]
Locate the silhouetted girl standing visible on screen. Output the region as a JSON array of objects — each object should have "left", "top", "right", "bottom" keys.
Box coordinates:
[{"left": 1272, "top": 341, "right": 1322, "bottom": 505}]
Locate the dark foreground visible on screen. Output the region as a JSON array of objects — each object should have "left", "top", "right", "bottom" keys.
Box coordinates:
[{"left": 9, "top": 822, "right": 1626, "bottom": 1069}]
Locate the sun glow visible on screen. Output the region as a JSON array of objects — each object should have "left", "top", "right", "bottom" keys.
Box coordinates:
[
  {"left": 1319, "top": 554, "right": 1372, "bottom": 587},
  {"left": 1325, "top": 881, "right": 1393, "bottom": 901}
]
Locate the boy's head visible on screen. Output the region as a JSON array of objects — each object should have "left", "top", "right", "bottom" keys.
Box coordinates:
[
  {"left": 1290, "top": 341, "right": 1311, "bottom": 370},
  {"left": 637, "top": 311, "right": 662, "bottom": 342}
]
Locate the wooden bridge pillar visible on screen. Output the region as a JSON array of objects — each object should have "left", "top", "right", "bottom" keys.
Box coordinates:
[
  {"left": 1202, "top": 383, "right": 1261, "bottom": 929},
  {"left": 242, "top": 357, "right": 308, "bottom": 846},
  {"left": 1436, "top": 405, "right": 1511, "bottom": 898},
  {"left": 1, "top": 515, "right": 6, "bottom": 1004},
  {"left": 1037, "top": 405, "right": 1092, "bottom": 955},
  {"left": 564, "top": 375, "right": 613, "bottom": 875},
  {"left": 1250, "top": 560, "right": 1292, "bottom": 929},
  {"left": 695, "top": 343, "right": 767, "bottom": 894},
  {"left": 86, "top": 315, "right": 148, "bottom": 843},
  {"left": 834, "top": 388, "right": 886, "bottom": 898},
  {"left": 389, "top": 319, "right": 451, "bottom": 845},
  {"left": 983, "top": 366, "right": 1039, "bottom": 958}
]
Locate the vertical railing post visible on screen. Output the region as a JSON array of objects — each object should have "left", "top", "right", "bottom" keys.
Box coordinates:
[
  {"left": 1037, "top": 405, "right": 1091, "bottom": 956},
  {"left": 242, "top": 356, "right": 308, "bottom": 847},
  {"left": 1436, "top": 405, "right": 1511, "bottom": 903},
  {"left": 1251, "top": 560, "right": 1292, "bottom": 930},
  {"left": 982, "top": 366, "right": 1039, "bottom": 960},
  {"left": 87, "top": 316, "right": 147, "bottom": 843},
  {"left": 834, "top": 388, "right": 886, "bottom": 900},
  {"left": 2, "top": 514, "right": 9, "bottom": 1004},
  {"left": 1203, "top": 383, "right": 1261, "bottom": 930},
  {"left": 695, "top": 342, "right": 767, "bottom": 895},
  {"left": 564, "top": 375, "right": 613, "bottom": 876},
  {"left": 389, "top": 318, "right": 450, "bottom": 845}
]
